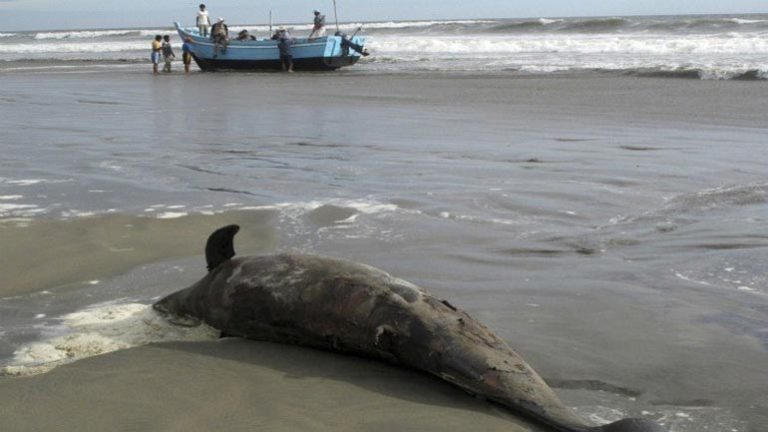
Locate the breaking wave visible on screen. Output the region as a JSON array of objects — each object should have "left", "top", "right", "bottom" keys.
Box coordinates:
[
  {"left": 560, "top": 17, "right": 629, "bottom": 32},
  {"left": 33, "top": 29, "right": 159, "bottom": 40},
  {"left": 626, "top": 68, "right": 768, "bottom": 80},
  {"left": 0, "top": 41, "right": 147, "bottom": 54},
  {"left": 369, "top": 34, "right": 768, "bottom": 55},
  {"left": 489, "top": 19, "right": 564, "bottom": 32}
]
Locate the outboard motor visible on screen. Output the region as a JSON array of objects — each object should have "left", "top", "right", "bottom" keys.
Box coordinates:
[{"left": 335, "top": 31, "right": 369, "bottom": 57}]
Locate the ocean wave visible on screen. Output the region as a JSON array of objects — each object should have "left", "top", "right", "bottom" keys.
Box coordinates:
[
  {"left": 0, "top": 57, "right": 145, "bottom": 63},
  {"left": 518, "top": 65, "right": 768, "bottom": 80},
  {"left": 3, "top": 16, "right": 768, "bottom": 80},
  {"left": 667, "top": 184, "right": 768, "bottom": 211},
  {"left": 630, "top": 17, "right": 768, "bottom": 34},
  {"left": 231, "top": 19, "right": 495, "bottom": 34},
  {"left": 0, "top": 33, "right": 17, "bottom": 38},
  {"left": 687, "top": 17, "right": 768, "bottom": 27},
  {"left": 368, "top": 34, "right": 768, "bottom": 55},
  {"left": 10, "top": 33, "right": 768, "bottom": 57},
  {"left": 138, "top": 29, "right": 174, "bottom": 37},
  {"left": 477, "top": 16, "right": 768, "bottom": 35},
  {"left": 559, "top": 18, "right": 629, "bottom": 32},
  {"left": 729, "top": 18, "right": 768, "bottom": 24},
  {"left": 488, "top": 19, "right": 559, "bottom": 32},
  {"left": 33, "top": 29, "right": 164, "bottom": 40},
  {"left": 362, "top": 44, "right": 768, "bottom": 80},
  {"left": 359, "top": 19, "right": 495, "bottom": 30},
  {"left": 684, "top": 18, "right": 743, "bottom": 29},
  {"left": 538, "top": 18, "right": 564, "bottom": 25},
  {"left": 0, "top": 40, "right": 147, "bottom": 54},
  {"left": 625, "top": 67, "right": 768, "bottom": 80}
]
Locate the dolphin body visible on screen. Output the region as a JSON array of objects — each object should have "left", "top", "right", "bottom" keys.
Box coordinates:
[{"left": 154, "top": 225, "right": 664, "bottom": 432}]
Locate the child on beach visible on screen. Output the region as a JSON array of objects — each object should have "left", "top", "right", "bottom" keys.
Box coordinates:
[
  {"left": 182, "top": 37, "right": 193, "bottom": 74},
  {"left": 162, "top": 35, "right": 175, "bottom": 73},
  {"left": 151, "top": 35, "right": 162, "bottom": 74}
]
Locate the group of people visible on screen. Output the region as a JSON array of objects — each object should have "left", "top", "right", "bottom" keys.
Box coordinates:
[
  {"left": 151, "top": 34, "right": 194, "bottom": 74},
  {"left": 152, "top": 4, "right": 331, "bottom": 74}
]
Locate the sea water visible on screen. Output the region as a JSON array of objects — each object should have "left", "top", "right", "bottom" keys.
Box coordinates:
[
  {"left": 0, "top": 15, "right": 767, "bottom": 79},
  {"left": 0, "top": 25, "right": 766, "bottom": 432}
]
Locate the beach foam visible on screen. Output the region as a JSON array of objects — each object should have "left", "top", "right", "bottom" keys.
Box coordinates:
[
  {"left": 0, "top": 203, "right": 45, "bottom": 218},
  {"left": 1, "top": 302, "right": 218, "bottom": 376},
  {"left": 0, "top": 40, "right": 147, "bottom": 54},
  {"left": 0, "top": 177, "right": 72, "bottom": 186},
  {"left": 369, "top": 34, "right": 768, "bottom": 55}
]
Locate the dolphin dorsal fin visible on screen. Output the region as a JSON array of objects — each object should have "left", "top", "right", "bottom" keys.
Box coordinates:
[{"left": 205, "top": 225, "right": 240, "bottom": 271}]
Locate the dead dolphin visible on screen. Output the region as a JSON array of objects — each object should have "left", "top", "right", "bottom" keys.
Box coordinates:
[{"left": 154, "top": 225, "right": 664, "bottom": 432}]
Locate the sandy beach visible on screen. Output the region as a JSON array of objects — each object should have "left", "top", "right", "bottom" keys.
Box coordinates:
[
  {"left": 1, "top": 71, "right": 767, "bottom": 431},
  {"left": 0, "top": 339, "right": 545, "bottom": 432}
]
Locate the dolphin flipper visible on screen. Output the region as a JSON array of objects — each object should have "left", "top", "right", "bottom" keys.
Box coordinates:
[{"left": 205, "top": 225, "right": 240, "bottom": 271}]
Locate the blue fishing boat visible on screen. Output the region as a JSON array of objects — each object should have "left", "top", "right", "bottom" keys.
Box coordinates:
[{"left": 174, "top": 22, "right": 366, "bottom": 71}]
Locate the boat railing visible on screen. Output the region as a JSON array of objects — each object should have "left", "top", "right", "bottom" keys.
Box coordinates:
[{"left": 175, "top": 22, "right": 331, "bottom": 45}]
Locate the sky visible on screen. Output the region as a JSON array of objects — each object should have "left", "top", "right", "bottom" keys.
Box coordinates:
[{"left": 0, "top": 0, "right": 765, "bottom": 31}]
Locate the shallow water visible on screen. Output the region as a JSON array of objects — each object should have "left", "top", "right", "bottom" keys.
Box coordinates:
[
  {"left": 0, "top": 72, "right": 766, "bottom": 431},
  {"left": 2, "top": 15, "right": 768, "bottom": 78}
]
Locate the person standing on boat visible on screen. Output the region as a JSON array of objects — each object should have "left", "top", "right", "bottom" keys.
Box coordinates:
[
  {"left": 151, "top": 34, "right": 162, "bottom": 75},
  {"left": 308, "top": 10, "right": 326, "bottom": 40},
  {"left": 211, "top": 18, "right": 229, "bottom": 57},
  {"left": 161, "top": 35, "right": 175, "bottom": 73},
  {"left": 197, "top": 4, "right": 211, "bottom": 37}
]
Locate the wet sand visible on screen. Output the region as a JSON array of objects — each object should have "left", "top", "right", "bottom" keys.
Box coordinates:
[
  {"left": 1, "top": 71, "right": 767, "bottom": 431},
  {"left": 0, "top": 339, "right": 542, "bottom": 432},
  {"left": 0, "top": 211, "right": 277, "bottom": 298}
]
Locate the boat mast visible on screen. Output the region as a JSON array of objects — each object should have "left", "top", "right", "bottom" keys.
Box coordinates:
[
  {"left": 269, "top": 10, "right": 273, "bottom": 34},
  {"left": 333, "top": 0, "right": 340, "bottom": 32}
]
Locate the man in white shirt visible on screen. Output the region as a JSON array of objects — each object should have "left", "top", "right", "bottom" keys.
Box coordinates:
[
  {"left": 197, "top": 4, "right": 211, "bottom": 37},
  {"left": 308, "top": 10, "right": 326, "bottom": 40}
]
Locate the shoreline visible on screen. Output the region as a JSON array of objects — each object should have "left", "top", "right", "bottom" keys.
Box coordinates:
[
  {"left": 3, "top": 61, "right": 768, "bottom": 82},
  {"left": 0, "top": 339, "right": 541, "bottom": 432},
  {"left": 2, "top": 71, "right": 767, "bottom": 298},
  {"left": 1, "top": 69, "right": 766, "bottom": 431}
]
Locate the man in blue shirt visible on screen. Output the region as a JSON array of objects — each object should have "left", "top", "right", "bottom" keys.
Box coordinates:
[{"left": 182, "top": 37, "right": 194, "bottom": 74}]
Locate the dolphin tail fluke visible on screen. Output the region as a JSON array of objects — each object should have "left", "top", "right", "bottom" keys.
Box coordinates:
[
  {"left": 205, "top": 225, "right": 240, "bottom": 271},
  {"left": 591, "top": 418, "right": 666, "bottom": 432}
]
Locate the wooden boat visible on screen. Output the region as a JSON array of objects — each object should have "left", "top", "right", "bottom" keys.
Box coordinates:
[{"left": 174, "top": 22, "right": 366, "bottom": 71}]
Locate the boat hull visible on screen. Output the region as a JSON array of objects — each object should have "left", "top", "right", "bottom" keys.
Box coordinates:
[
  {"left": 190, "top": 53, "right": 359, "bottom": 72},
  {"left": 175, "top": 22, "right": 364, "bottom": 72}
]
